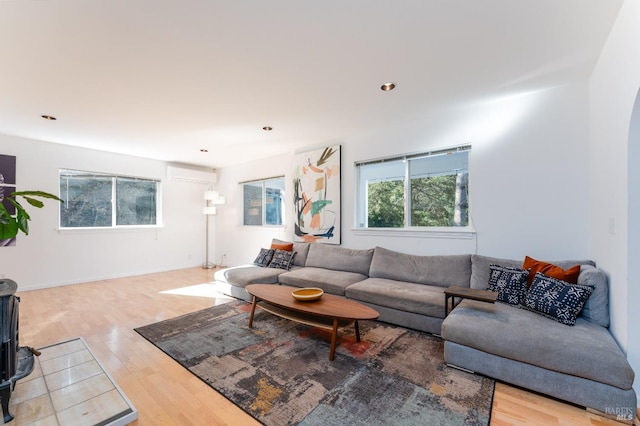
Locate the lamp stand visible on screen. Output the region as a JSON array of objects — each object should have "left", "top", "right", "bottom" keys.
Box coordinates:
[
  {"left": 202, "top": 213, "right": 215, "bottom": 269},
  {"left": 202, "top": 188, "right": 225, "bottom": 269}
]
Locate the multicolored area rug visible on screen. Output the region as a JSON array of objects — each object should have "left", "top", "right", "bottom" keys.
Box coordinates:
[{"left": 135, "top": 301, "right": 494, "bottom": 425}]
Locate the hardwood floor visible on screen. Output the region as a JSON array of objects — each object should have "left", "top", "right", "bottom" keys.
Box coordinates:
[{"left": 15, "top": 268, "right": 638, "bottom": 425}]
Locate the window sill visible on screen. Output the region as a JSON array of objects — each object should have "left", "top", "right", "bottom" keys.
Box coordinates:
[
  {"left": 57, "top": 225, "right": 165, "bottom": 234},
  {"left": 351, "top": 227, "right": 475, "bottom": 239}
]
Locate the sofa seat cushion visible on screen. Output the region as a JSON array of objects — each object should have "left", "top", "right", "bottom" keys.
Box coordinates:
[
  {"left": 277, "top": 267, "right": 366, "bottom": 296},
  {"left": 345, "top": 278, "right": 447, "bottom": 318},
  {"left": 214, "top": 265, "right": 290, "bottom": 287},
  {"left": 441, "top": 300, "right": 634, "bottom": 390}
]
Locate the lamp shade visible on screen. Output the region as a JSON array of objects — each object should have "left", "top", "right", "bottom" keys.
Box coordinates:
[
  {"left": 204, "top": 190, "right": 219, "bottom": 201},
  {"left": 202, "top": 206, "right": 217, "bottom": 215},
  {"left": 212, "top": 195, "right": 226, "bottom": 205}
]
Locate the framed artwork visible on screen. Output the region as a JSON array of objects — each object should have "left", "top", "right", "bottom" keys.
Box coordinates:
[
  {"left": 293, "top": 145, "right": 341, "bottom": 244},
  {"left": 0, "top": 154, "right": 17, "bottom": 246}
]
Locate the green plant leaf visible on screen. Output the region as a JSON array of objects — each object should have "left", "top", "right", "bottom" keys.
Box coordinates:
[
  {"left": 23, "top": 196, "right": 44, "bottom": 208},
  {"left": 12, "top": 191, "right": 63, "bottom": 202},
  {"left": 0, "top": 189, "right": 62, "bottom": 239},
  {"left": 10, "top": 199, "right": 29, "bottom": 220},
  {"left": 0, "top": 220, "right": 18, "bottom": 240},
  {"left": 16, "top": 211, "right": 29, "bottom": 234},
  {"left": 0, "top": 202, "right": 10, "bottom": 219}
]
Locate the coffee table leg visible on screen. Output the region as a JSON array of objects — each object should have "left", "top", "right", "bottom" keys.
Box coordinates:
[
  {"left": 354, "top": 320, "right": 361, "bottom": 342},
  {"left": 248, "top": 296, "right": 258, "bottom": 328},
  {"left": 329, "top": 318, "right": 339, "bottom": 361}
]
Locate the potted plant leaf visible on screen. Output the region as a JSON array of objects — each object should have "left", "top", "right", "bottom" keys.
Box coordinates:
[{"left": 0, "top": 190, "right": 63, "bottom": 242}]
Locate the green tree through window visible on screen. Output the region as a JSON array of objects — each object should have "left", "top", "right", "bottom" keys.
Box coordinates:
[
  {"left": 356, "top": 146, "right": 470, "bottom": 229},
  {"left": 411, "top": 175, "right": 464, "bottom": 226},
  {"left": 367, "top": 180, "right": 404, "bottom": 227}
]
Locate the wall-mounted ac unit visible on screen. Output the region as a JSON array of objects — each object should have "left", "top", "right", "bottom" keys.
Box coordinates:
[{"left": 167, "top": 166, "right": 217, "bottom": 184}]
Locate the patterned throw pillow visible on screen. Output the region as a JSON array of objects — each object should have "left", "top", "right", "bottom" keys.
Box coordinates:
[
  {"left": 268, "top": 250, "right": 296, "bottom": 270},
  {"left": 523, "top": 272, "right": 594, "bottom": 326},
  {"left": 253, "top": 248, "right": 275, "bottom": 267},
  {"left": 487, "top": 264, "right": 530, "bottom": 305}
]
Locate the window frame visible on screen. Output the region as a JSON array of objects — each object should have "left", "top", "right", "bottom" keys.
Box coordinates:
[
  {"left": 58, "top": 169, "right": 163, "bottom": 230},
  {"left": 354, "top": 145, "right": 474, "bottom": 237},
  {"left": 241, "top": 176, "right": 285, "bottom": 227}
]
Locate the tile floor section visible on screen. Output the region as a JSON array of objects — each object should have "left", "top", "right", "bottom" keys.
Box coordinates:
[{"left": 8, "top": 338, "right": 137, "bottom": 425}]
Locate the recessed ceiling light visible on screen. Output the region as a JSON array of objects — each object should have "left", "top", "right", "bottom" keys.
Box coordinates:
[
  {"left": 380, "top": 82, "right": 396, "bottom": 91},
  {"left": 41, "top": 115, "right": 57, "bottom": 120},
  {"left": 262, "top": 126, "right": 273, "bottom": 131},
  {"left": 200, "top": 149, "right": 208, "bottom": 153}
]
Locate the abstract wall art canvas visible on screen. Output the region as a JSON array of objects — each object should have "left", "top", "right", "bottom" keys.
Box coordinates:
[
  {"left": 293, "top": 145, "right": 341, "bottom": 244},
  {"left": 0, "top": 154, "right": 17, "bottom": 246}
]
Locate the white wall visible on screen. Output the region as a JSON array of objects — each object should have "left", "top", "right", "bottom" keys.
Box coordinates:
[
  {"left": 0, "top": 134, "right": 210, "bottom": 290},
  {"left": 213, "top": 154, "right": 292, "bottom": 267},
  {"left": 629, "top": 90, "right": 640, "bottom": 409},
  {"left": 589, "top": 0, "right": 640, "bottom": 403},
  {"left": 215, "top": 82, "right": 592, "bottom": 266}
]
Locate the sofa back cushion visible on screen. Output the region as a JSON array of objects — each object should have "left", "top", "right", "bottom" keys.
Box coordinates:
[
  {"left": 369, "top": 247, "right": 471, "bottom": 287},
  {"left": 271, "top": 238, "right": 310, "bottom": 267},
  {"left": 470, "top": 255, "right": 521, "bottom": 290},
  {"left": 470, "top": 255, "right": 595, "bottom": 290},
  {"left": 470, "top": 254, "right": 608, "bottom": 327},
  {"left": 304, "top": 244, "right": 374, "bottom": 275},
  {"left": 577, "top": 265, "right": 610, "bottom": 328},
  {"left": 292, "top": 242, "right": 310, "bottom": 266}
]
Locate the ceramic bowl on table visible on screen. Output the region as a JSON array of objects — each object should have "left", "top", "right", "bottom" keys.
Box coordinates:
[{"left": 291, "top": 287, "right": 324, "bottom": 301}]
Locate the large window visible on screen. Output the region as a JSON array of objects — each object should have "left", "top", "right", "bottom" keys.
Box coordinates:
[
  {"left": 243, "top": 177, "right": 285, "bottom": 226},
  {"left": 60, "top": 169, "right": 160, "bottom": 228},
  {"left": 356, "top": 146, "right": 470, "bottom": 229}
]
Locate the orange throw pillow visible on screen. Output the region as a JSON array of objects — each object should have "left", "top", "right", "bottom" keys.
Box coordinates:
[
  {"left": 271, "top": 242, "right": 294, "bottom": 252},
  {"left": 522, "top": 256, "right": 580, "bottom": 288}
]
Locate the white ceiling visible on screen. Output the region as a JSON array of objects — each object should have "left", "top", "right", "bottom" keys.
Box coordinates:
[{"left": 0, "top": 0, "right": 622, "bottom": 169}]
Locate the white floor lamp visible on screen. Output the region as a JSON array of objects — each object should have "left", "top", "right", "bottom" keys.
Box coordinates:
[{"left": 202, "top": 189, "right": 225, "bottom": 269}]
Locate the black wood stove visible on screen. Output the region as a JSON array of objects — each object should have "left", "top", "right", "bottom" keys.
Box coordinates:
[{"left": 0, "top": 279, "right": 35, "bottom": 423}]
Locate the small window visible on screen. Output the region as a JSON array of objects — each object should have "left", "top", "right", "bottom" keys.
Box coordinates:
[
  {"left": 242, "top": 177, "right": 285, "bottom": 226},
  {"left": 59, "top": 169, "right": 160, "bottom": 228},
  {"left": 356, "top": 146, "right": 470, "bottom": 229}
]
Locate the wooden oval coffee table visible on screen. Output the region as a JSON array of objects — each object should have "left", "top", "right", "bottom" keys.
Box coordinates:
[{"left": 246, "top": 284, "right": 379, "bottom": 361}]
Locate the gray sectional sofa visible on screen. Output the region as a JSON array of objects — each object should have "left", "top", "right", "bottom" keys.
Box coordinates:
[
  {"left": 441, "top": 255, "right": 637, "bottom": 419},
  {"left": 213, "top": 240, "right": 637, "bottom": 417}
]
